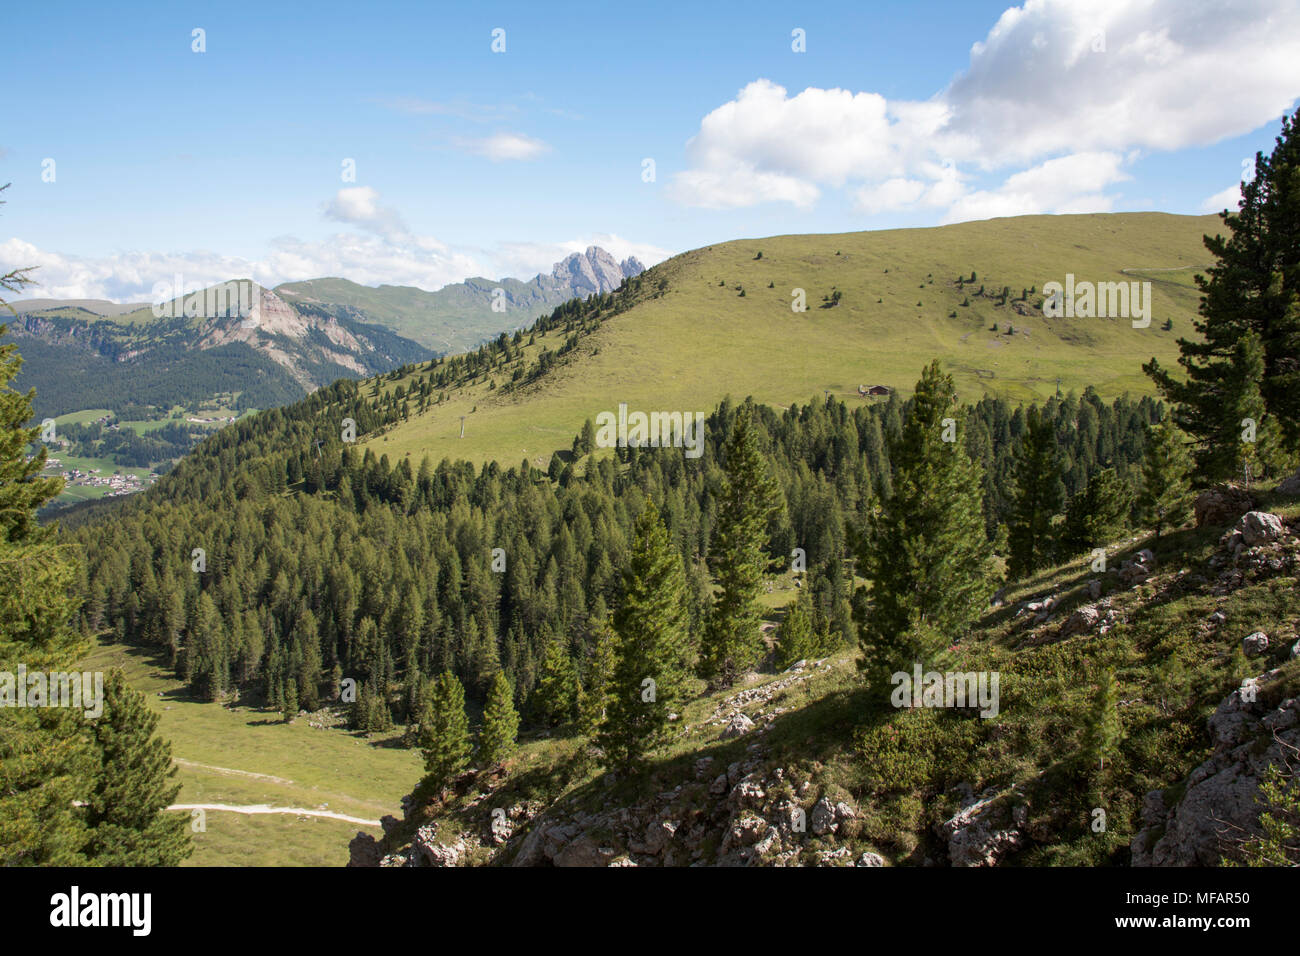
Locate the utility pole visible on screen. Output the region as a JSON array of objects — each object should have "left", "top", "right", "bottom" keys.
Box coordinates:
[{"left": 459, "top": 416, "right": 466, "bottom": 438}]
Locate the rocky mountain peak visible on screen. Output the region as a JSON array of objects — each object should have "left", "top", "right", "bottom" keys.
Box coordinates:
[{"left": 551, "top": 246, "right": 646, "bottom": 295}]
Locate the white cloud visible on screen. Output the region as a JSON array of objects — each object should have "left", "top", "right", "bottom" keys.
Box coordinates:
[
  {"left": 1200, "top": 182, "right": 1243, "bottom": 213},
  {"left": 324, "top": 186, "right": 409, "bottom": 239},
  {"left": 0, "top": 219, "right": 671, "bottom": 303},
  {"left": 456, "top": 132, "right": 551, "bottom": 161},
  {"left": 941, "top": 151, "right": 1130, "bottom": 223},
  {"left": 671, "top": 0, "right": 1300, "bottom": 219}
]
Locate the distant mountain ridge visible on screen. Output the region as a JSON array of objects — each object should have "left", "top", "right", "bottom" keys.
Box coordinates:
[
  {"left": 274, "top": 245, "right": 647, "bottom": 352},
  {"left": 7, "top": 246, "right": 649, "bottom": 419}
]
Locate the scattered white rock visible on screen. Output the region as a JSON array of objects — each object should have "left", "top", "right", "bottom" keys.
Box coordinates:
[{"left": 1242, "top": 631, "right": 1269, "bottom": 657}]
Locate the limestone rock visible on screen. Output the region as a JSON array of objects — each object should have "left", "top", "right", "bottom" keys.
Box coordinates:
[
  {"left": 1132, "top": 669, "right": 1300, "bottom": 865},
  {"left": 721, "top": 712, "right": 756, "bottom": 739},
  {"left": 1241, "top": 631, "right": 1269, "bottom": 657},
  {"left": 1194, "top": 485, "right": 1254, "bottom": 527}
]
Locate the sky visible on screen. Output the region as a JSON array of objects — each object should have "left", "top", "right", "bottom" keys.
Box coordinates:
[{"left": 2, "top": 0, "right": 1298, "bottom": 302}]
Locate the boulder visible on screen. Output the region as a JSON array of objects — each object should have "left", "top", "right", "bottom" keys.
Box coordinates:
[
  {"left": 720, "top": 712, "right": 755, "bottom": 739},
  {"left": 1062, "top": 604, "right": 1101, "bottom": 636},
  {"left": 856, "top": 851, "right": 886, "bottom": 867},
  {"left": 1241, "top": 631, "right": 1269, "bottom": 657},
  {"left": 1277, "top": 470, "right": 1300, "bottom": 496},
  {"left": 1237, "top": 511, "right": 1285, "bottom": 547},
  {"left": 810, "top": 797, "right": 838, "bottom": 835},
  {"left": 1119, "top": 550, "right": 1156, "bottom": 586},
  {"left": 410, "top": 824, "right": 467, "bottom": 867},
  {"left": 936, "top": 788, "right": 1027, "bottom": 867},
  {"left": 1194, "top": 485, "right": 1254, "bottom": 527},
  {"left": 552, "top": 834, "right": 615, "bottom": 868}
]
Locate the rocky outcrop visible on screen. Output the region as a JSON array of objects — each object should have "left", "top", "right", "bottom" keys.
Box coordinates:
[
  {"left": 1131, "top": 668, "right": 1300, "bottom": 865},
  {"left": 1193, "top": 485, "right": 1254, "bottom": 527},
  {"left": 935, "top": 785, "right": 1028, "bottom": 866},
  {"left": 1119, "top": 549, "right": 1156, "bottom": 586}
]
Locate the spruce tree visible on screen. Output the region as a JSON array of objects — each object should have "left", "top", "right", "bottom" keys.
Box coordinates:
[
  {"left": 856, "top": 360, "right": 995, "bottom": 679},
  {"left": 419, "top": 670, "right": 472, "bottom": 792},
  {"left": 599, "top": 501, "right": 691, "bottom": 772},
  {"left": 701, "top": 409, "right": 783, "bottom": 687},
  {"left": 1007, "top": 405, "right": 1065, "bottom": 579},
  {"left": 1139, "top": 416, "right": 1193, "bottom": 538},
  {"left": 1145, "top": 114, "right": 1300, "bottom": 459},
  {"left": 479, "top": 670, "right": 520, "bottom": 767}
]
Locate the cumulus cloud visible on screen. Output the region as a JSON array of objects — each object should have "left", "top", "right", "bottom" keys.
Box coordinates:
[
  {"left": 324, "top": 186, "right": 410, "bottom": 239},
  {"left": 941, "top": 151, "right": 1130, "bottom": 223},
  {"left": 1200, "top": 182, "right": 1244, "bottom": 213},
  {"left": 455, "top": 131, "right": 551, "bottom": 161},
  {"left": 671, "top": 0, "right": 1300, "bottom": 219}
]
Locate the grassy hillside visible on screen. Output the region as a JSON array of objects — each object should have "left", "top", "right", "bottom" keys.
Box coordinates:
[
  {"left": 364, "top": 213, "right": 1218, "bottom": 469},
  {"left": 275, "top": 274, "right": 580, "bottom": 354},
  {"left": 377, "top": 483, "right": 1300, "bottom": 867},
  {"left": 80, "top": 639, "right": 422, "bottom": 866}
]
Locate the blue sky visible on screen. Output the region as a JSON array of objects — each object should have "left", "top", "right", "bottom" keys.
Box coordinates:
[{"left": 2, "top": 0, "right": 1297, "bottom": 300}]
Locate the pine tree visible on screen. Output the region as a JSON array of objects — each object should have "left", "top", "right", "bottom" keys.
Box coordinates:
[
  {"left": 1081, "top": 670, "right": 1123, "bottom": 774},
  {"left": 530, "top": 629, "right": 578, "bottom": 726},
  {"left": 479, "top": 670, "right": 520, "bottom": 767},
  {"left": 1145, "top": 115, "right": 1300, "bottom": 460},
  {"left": 577, "top": 619, "right": 617, "bottom": 739},
  {"left": 1, "top": 292, "right": 187, "bottom": 863},
  {"left": 1007, "top": 405, "right": 1065, "bottom": 579},
  {"left": 1139, "top": 416, "right": 1193, "bottom": 538},
  {"left": 1060, "top": 467, "right": 1131, "bottom": 557},
  {"left": 701, "top": 409, "right": 783, "bottom": 687},
  {"left": 599, "top": 501, "right": 691, "bottom": 772},
  {"left": 281, "top": 678, "right": 298, "bottom": 722},
  {"left": 856, "top": 361, "right": 995, "bottom": 679},
  {"left": 774, "top": 591, "right": 814, "bottom": 669},
  {"left": 82, "top": 671, "right": 191, "bottom": 865},
  {"left": 1220, "top": 331, "right": 1286, "bottom": 485},
  {"left": 419, "top": 671, "right": 472, "bottom": 792}
]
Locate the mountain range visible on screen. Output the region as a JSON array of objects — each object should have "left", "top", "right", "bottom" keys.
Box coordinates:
[{"left": 8, "top": 246, "right": 646, "bottom": 419}]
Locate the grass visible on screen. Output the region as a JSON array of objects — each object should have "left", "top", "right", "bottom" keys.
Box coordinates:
[
  {"left": 365, "top": 212, "right": 1218, "bottom": 470},
  {"left": 80, "top": 638, "right": 423, "bottom": 867}
]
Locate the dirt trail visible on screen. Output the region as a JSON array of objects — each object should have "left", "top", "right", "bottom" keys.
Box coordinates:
[
  {"left": 173, "top": 758, "right": 294, "bottom": 785},
  {"left": 169, "top": 803, "right": 380, "bottom": 827}
]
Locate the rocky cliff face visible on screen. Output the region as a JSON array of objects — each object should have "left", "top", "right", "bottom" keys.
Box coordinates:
[{"left": 550, "top": 247, "right": 645, "bottom": 296}]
